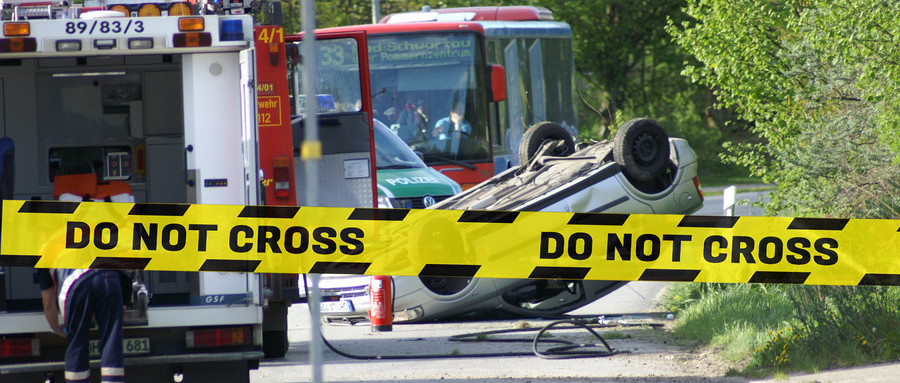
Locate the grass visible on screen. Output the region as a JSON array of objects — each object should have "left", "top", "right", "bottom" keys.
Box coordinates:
[{"left": 663, "top": 283, "right": 900, "bottom": 378}]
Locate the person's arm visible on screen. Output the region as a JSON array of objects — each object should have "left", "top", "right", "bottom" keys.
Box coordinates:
[
  {"left": 41, "top": 286, "right": 65, "bottom": 337},
  {"left": 38, "top": 270, "right": 65, "bottom": 337}
]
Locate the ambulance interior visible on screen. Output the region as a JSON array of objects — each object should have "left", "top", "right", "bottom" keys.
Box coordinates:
[{"left": 1, "top": 54, "right": 206, "bottom": 313}]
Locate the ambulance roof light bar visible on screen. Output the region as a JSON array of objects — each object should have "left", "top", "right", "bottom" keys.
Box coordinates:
[{"left": 0, "top": 14, "right": 248, "bottom": 54}]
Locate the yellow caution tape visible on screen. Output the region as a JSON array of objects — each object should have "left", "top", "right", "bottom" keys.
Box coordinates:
[{"left": 1, "top": 200, "right": 898, "bottom": 286}]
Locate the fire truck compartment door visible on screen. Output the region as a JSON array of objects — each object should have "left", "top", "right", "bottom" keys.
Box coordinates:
[
  {"left": 292, "top": 113, "right": 373, "bottom": 208},
  {"left": 291, "top": 31, "right": 375, "bottom": 208}
]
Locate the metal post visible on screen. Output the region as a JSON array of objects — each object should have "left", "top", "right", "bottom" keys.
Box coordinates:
[
  {"left": 372, "top": 0, "right": 380, "bottom": 24},
  {"left": 723, "top": 185, "right": 736, "bottom": 217},
  {"left": 300, "top": 0, "right": 323, "bottom": 381}
]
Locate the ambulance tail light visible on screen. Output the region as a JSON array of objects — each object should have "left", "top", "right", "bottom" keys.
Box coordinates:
[
  {"left": 109, "top": 5, "right": 130, "bottom": 16},
  {"left": 186, "top": 326, "right": 251, "bottom": 349},
  {"left": 0, "top": 338, "right": 39, "bottom": 358},
  {"left": 168, "top": 2, "right": 192, "bottom": 16},
  {"left": 4, "top": 22, "right": 30, "bottom": 37},
  {"left": 1, "top": 22, "right": 36, "bottom": 53},
  {"left": 178, "top": 17, "right": 205, "bottom": 31},
  {"left": 273, "top": 157, "right": 291, "bottom": 199},
  {"left": 138, "top": 4, "right": 161, "bottom": 17}
]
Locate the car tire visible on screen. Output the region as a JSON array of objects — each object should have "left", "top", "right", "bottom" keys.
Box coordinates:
[
  {"left": 613, "top": 118, "right": 670, "bottom": 183},
  {"left": 518, "top": 121, "right": 576, "bottom": 165}
]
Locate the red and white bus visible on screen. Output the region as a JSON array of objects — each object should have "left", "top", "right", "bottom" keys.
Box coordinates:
[
  {"left": 380, "top": 6, "right": 578, "bottom": 175},
  {"left": 308, "top": 21, "right": 506, "bottom": 189}
]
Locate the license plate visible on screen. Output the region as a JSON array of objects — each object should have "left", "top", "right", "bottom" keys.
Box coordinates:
[
  {"left": 320, "top": 300, "right": 354, "bottom": 313},
  {"left": 89, "top": 337, "right": 150, "bottom": 357}
]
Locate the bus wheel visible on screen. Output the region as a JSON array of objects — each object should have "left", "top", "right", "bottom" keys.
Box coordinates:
[
  {"left": 519, "top": 122, "right": 576, "bottom": 165},
  {"left": 613, "top": 118, "right": 670, "bottom": 183}
]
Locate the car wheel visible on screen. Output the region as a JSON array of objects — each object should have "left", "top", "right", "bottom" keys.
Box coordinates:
[
  {"left": 613, "top": 118, "right": 670, "bottom": 182},
  {"left": 410, "top": 216, "right": 474, "bottom": 296},
  {"left": 518, "top": 121, "right": 576, "bottom": 165}
]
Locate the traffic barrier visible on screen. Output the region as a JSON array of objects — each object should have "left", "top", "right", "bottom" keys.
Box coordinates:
[{"left": 1, "top": 200, "right": 898, "bottom": 286}]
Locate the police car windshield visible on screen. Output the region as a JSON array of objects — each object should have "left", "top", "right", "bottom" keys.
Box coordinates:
[{"left": 373, "top": 120, "right": 426, "bottom": 169}]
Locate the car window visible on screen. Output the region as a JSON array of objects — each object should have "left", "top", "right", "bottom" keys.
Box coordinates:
[{"left": 373, "top": 120, "right": 426, "bottom": 169}]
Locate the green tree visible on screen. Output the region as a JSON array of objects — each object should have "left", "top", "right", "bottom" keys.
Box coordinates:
[
  {"left": 278, "top": 0, "right": 742, "bottom": 177},
  {"left": 668, "top": 0, "right": 900, "bottom": 218}
]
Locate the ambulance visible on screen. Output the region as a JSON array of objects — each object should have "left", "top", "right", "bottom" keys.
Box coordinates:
[{"left": 0, "top": 1, "right": 365, "bottom": 381}]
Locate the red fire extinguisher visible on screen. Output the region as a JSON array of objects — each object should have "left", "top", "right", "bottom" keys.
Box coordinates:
[{"left": 368, "top": 275, "right": 393, "bottom": 332}]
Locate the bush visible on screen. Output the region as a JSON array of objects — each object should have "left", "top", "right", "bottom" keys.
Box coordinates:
[{"left": 666, "top": 283, "right": 900, "bottom": 376}]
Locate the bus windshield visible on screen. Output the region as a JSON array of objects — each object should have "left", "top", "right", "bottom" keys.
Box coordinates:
[{"left": 367, "top": 32, "right": 491, "bottom": 166}]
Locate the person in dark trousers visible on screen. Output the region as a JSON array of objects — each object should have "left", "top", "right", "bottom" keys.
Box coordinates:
[{"left": 40, "top": 269, "right": 126, "bottom": 383}]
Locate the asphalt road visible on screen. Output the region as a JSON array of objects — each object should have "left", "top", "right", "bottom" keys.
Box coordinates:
[{"left": 250, "top": 187, "right": 900, "bottom": 382}]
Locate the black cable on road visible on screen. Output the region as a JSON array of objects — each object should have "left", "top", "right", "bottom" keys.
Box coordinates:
[{"left": 303, "top": 275, "right": 641, "bottom": 361}]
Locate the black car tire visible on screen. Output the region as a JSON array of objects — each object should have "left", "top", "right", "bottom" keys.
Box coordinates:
[
  {"left": 613, "top": 118, "right": 670, "bottom": 182},
  {"left": 518, "top": 121, "right": 576, "bottom": 165}
]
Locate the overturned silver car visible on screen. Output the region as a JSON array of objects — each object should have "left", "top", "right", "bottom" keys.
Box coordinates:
[{"left": 319, "top": 118, "right": 704, "bottom": 323}]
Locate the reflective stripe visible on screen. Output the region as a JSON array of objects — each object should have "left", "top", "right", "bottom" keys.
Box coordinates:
[
  {"left": 65, "top": 369, "right": 90, "bottom": 380},
  {"left": 55, "top": 268, "right": 90, "bottom": 322},
  {"left": 101, "top": 367, "right": 125, "bottom": 376}
]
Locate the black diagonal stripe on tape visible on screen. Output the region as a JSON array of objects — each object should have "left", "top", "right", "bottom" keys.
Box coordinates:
[
  {"left": 458, "top": 210, "right": 519, "bottom": 223},
  {"left": 419, "top": 264, "right": 480, "bottom": 278},
  {"left": 309, "top": 261, "right": 371, "bottom": 274},
  {"left": 347, "top": 208, "right": 409, "bottom": 221},
  {"left": 568, "top": 213, "right": 629, "bottom": 226},
  {"left": 128, "top": 203, "right": 190, "bottom": 216},
  {"left": 639, "top": 269, "right": 701, "bottom": 282},
  {"left": 90, "top": 257, "right": 151, "bottom": 270},
  {"left": 677, "top": 215, "right": 739, "bottom": 228},
  {"left": 238, "top": 206, "right": 300, "bottom": 219},
  {"left": 858, "top": 274, "right": 900, "bottom": 286},
  {"left": 200, "top": 259, "right": 261, "bottom": 272},
  {"left": 748, "top": 271, "right": 810, "bottom": 284},
  {"left": 528, "top": 266, "right": 590, "bottom": 280},
  {"left": 0, "top": 255, "right": 41, "bottom": 267},
  {"left": 18, "top": 201, "right": 80, "bottom": 214},
  {"left": 787, "top": 217, "right": 849, "bottom": 231}
]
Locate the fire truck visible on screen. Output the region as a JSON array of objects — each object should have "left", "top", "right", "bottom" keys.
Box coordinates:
[{"left": 0, "top": 1, "right": 373, "bottom": 381}]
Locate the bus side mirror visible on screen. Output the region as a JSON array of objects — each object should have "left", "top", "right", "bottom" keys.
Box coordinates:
[
  {"left": 285, "top": 43, "right": 300, "bottom": 65},
  {"left": 489, "top": 64, "right": 506, "bottom": 102}
]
